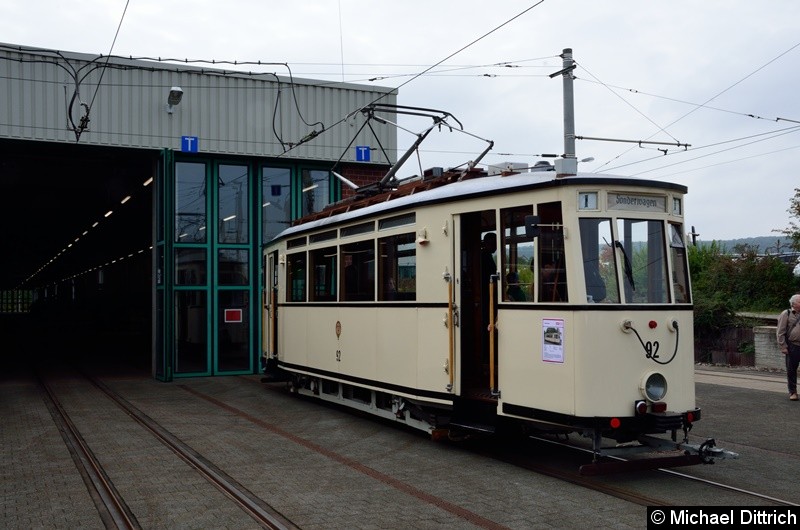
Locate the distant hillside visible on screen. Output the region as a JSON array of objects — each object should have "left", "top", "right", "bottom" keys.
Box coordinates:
[{"left": 696, "top": 236, "right": 794, "bottom": 254}]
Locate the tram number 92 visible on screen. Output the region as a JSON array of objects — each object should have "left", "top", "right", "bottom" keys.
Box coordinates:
[{"left": 336, "top": 350, "right": 342, "bottom": 362}]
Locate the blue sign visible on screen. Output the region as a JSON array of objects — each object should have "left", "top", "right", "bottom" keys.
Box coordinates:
[
  {"left": 181, "top": 136, "right": 199, "bottom": 153},
  {"left": 355, "top": 145, "right": 371, "bottom": 162}
]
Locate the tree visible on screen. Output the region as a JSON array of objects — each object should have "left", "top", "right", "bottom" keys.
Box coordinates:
[{"left": 775, "top": 187, "right": 800, "bottom": 252}]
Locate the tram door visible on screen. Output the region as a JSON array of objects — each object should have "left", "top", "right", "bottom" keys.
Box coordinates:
[
  {"left": 264, "top": 250, "right": 278, "bottom": 361},
  {"left": 454, "top": 210, "right": 498, "bottom": 397}
]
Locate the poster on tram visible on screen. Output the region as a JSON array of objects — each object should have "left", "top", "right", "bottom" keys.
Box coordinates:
[{"left": 541, "top": 318, "right": 564, "bottom": 363}]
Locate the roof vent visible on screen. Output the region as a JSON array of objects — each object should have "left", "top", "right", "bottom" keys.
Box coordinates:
[{"left": 531, "top": 161, "right": 555, "bottom": 172}]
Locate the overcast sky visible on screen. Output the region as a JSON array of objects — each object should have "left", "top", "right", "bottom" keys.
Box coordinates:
[{"left": 2, "top": 1, "right": 799, "bottom": 242}]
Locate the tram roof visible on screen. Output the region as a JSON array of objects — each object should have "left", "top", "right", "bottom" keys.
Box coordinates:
[{"left": 270, "top": 171, "right": 688, "bottom": 244}]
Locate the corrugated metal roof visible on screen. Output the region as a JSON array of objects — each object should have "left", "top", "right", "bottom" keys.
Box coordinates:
[{"left": 0, "top": 43, "right": 397, "bottom": 163}]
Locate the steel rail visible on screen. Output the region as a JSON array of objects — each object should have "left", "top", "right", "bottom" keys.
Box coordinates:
[
  {"left": 529, "top": 434, "right": 798, "bottom": 506},
  {"left": 86, "top": 375, "right": 298, "bottom": 530},
  {"left": 37, "top": 373, "right": 140, "bottom": 530}
]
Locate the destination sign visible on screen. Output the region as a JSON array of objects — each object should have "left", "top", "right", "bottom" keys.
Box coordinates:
[{"left": 607, "top": 193, "right": 666, "bottom": 213}]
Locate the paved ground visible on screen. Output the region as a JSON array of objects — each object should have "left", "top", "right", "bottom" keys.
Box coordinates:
[
  {"left": 1, "top": 361, "right": 795, "bottom": 529},
  {"left": 694, "top": 364, "right": 788, "bottom": 394}
]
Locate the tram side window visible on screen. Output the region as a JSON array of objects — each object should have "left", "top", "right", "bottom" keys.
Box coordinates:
[
  {"left": 286, "top": 252, "right": 307, "bottom": 302},
  {"left": 378, "top": 233, "right": 416, "bottom": 301},
  {"left": 500, "top": 206, "right": 533, "bottom": 302},
  {"left": 616, "top": 219, "right": 668, "bottom": 303},
  {"left": 537, "top": 202, "right": 568, "bottom": 303},
  {"left": 669, "top": 223, "right": 691, "bottom": 303},
  {"left": 341, "top": 241, "right": 375, "bottom": 301},
  {"left": 310, "top": 247, "right": 337, "bottom": 301},
  {"left": 578, "top": 219, "right": 619, "bottom": 303}
]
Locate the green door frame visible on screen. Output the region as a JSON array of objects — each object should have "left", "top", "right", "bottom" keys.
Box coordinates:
[{"left": 155, "top": 150, "right": 340, "bottom": 381}]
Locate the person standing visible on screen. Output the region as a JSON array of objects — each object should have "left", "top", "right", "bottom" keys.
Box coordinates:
[{"left": 777, "top": 294, "right": 800, "bottom": 401}]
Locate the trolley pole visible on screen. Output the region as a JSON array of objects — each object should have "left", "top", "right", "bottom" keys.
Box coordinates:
[{"left": 552, "top": 48, "right": 578, "bottom": 177}]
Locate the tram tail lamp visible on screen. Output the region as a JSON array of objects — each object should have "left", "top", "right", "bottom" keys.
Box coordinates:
[
  {"left": 634, "top": 400, "right": 648, "bottom": 415},
  {"left": 651, "top": 402, "right": 667, "bottom": 413},
  {"left": 609, "top": 417, "right": 621, "bottom": 429}
]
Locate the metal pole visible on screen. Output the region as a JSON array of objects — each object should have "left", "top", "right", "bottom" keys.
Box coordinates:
[
  {"left": 562, "top": 48, "right": 576, "bottom": 159},
  {"left": 549, "top": 48, "right": 579, "bottom": 177}
]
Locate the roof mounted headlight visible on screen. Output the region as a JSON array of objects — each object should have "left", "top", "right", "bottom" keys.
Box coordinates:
[{"left": 640, "top": 372, "right": 668, "bottom": 402}]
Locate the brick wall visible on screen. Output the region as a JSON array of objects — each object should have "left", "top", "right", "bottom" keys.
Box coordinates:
[{"left": 339, "top": 165, "right": 386, "bottom": 199}]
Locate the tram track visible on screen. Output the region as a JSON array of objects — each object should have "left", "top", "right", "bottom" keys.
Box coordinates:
[
  {"left": 37, "top": 373, "right": 140, "bottom": 530},
  {"left": 520, "top": 434, "right": 799, "bottom": 507},
  {"left": 256, "top": 378, "right": 780, "bottom": 511},
  {"left": 658, "top": 467, "right": 798, "bottom": 507},
  {"left": 26, "top": 367, "right": 795, "bottom": 527},
  {"left": 36, "top": 368, "right": 298, "bottom": 530}
]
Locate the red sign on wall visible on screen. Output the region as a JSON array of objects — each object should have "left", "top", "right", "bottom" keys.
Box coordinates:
[{"left": 224, "top": 308, "right": 243, "bottom": 323}]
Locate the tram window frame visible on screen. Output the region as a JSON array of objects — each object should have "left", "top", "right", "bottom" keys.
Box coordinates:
[
  {"left": 378, "top": 232, "right": 416, "bottom": 301},
  {"left": 615, "top": 218, "right": 668, "bottom": 304},
  {"left": 310, "top": 230, "right": 337, "bottom": 243},
  {"left": 578, "top": 218, "right": 619, "bottom": 303},
  {"left": 537, "top": 202, "right": 568, "bottom": 303},
  {"left": 340, "top": 240, "right": 375, "bottom": 301},
  {"left": 500, "top": 206, "right": 534, "bottom": 302},
  {"left": 669, "top": 223, "right": 691, "bottom": 303},
  {"left": 379, "top": 213, "right": 416, "bottom": 230},
  {"left": 286, "top": 252, "right": 307, "bottom": 302},
  {"left": 341, "top": 221, "right": 375, "bottom": 238},
  {"left": 287, "top": 236, "right": 307, "bottom": 249},
  {"left": 309, "top": 246, "right": 337, "bottom": 301}
]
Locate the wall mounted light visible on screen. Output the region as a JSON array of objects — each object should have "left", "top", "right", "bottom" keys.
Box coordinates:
[{"left": 166, "top": 86, "right": 183, "bottom": 114}]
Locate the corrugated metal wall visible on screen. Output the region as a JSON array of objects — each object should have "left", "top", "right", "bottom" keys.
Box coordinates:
[{"left": 0, "top": 43, "right": 397, "bottom": 164}]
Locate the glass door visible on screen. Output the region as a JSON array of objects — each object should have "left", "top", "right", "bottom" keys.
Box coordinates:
[
  {"left": 214, "top": 163, "right": 253, "bottom": 374},
  {"left": 174, "top": 160, "right": 211, "bottom": 376}
]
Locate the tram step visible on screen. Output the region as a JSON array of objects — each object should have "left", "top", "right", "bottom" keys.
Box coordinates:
[
  {"left": 449, "top": 394, "right": 498, "bottom": 434},
  {"left": 448, "top": 420, "right": 496, "bottom": 434}
]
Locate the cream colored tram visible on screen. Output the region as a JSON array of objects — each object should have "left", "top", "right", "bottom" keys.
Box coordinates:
[{"left": 262, "top": 168, "right": 731, "bottom": 472}]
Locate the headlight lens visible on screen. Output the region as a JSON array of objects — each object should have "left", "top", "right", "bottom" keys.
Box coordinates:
[{"left": 641, "top": 372, "right": 668, "bottom": 401}]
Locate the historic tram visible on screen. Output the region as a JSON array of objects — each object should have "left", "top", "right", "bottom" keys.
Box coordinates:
[{"left": 261, "top": 159, "right": 737, "bottom": 473}]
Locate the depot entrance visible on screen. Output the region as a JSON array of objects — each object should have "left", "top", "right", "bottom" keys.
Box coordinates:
[{"left": 155, "top": 151, "right": 340, "bottom": 380}]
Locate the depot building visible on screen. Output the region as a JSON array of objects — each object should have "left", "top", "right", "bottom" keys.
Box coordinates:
[{"left": 0, "top": 43, "right": 397, "bottom": 380}]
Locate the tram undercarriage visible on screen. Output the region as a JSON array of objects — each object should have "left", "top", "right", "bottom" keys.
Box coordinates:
[{"left": 269, "top": 369, "right": 738, "bottom": 475}]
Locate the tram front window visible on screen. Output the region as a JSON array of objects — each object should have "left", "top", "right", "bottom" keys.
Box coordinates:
[
  {"left": 615, "top": 218, "right": 668, "bottom": 303},
  {"left": 578, "top": 218, "right": 619, "bottom": 303}
]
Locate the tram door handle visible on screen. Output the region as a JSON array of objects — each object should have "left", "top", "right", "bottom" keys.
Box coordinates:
[{"left": 452, "top": 305, "right": 459, "bottom": 327}]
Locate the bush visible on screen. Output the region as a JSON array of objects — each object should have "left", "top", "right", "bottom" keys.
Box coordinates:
[
  {"left": 688, "top": 243, "right": 799, "bottom": 314},
  {"left": 688, "top": 242, "right": 799, "bottom": 363}
]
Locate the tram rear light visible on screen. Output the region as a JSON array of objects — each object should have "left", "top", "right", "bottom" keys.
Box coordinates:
[
  {"left": 634, "top": 400, "right": 648, "bottom": 415},
  {"left": 609, "top": 417, "right": 621, "bottom": 429},
  {"left": 685, "top": 411, "right": 695, "bottom": 423},
  {"left": 651, "top": 402, "right": 667, "bottom": 413},
  {"left": 649, "top": 320, "right": 657, "bottom": 329}
]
